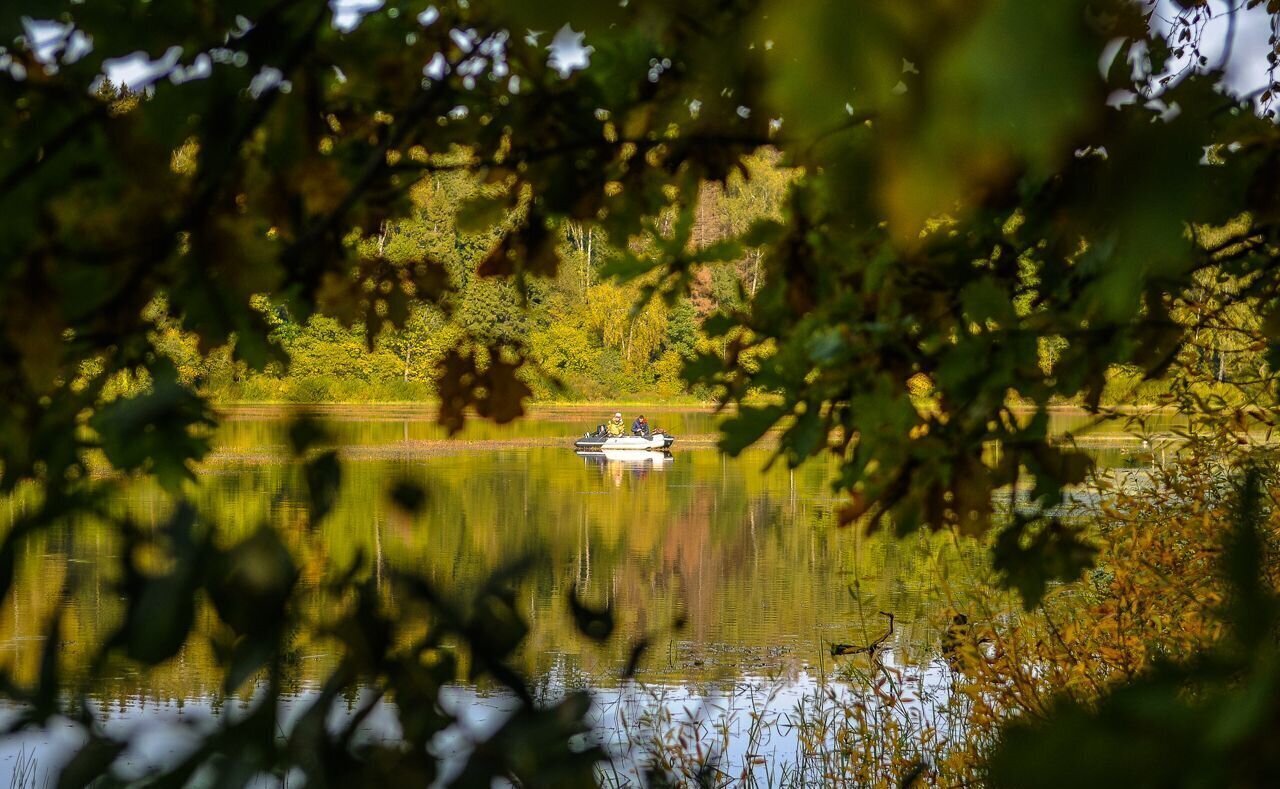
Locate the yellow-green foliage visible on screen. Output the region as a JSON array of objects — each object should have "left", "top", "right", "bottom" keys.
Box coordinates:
[{"left": 158, "top": 154, "right": 795, "bottom": 403}]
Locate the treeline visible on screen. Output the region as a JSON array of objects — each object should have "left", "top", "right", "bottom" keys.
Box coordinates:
[
  {"left": 137, "top": 145, "right": 1268, "bottom": 408},
  {"left": 142, "top": 153, "right": 792, "bottom": 403}
]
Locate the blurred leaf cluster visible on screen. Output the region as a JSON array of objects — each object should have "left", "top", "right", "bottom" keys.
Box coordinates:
[
  {"left": 5, "top": 0, "right": 1280, "bottom": 577},
  {"left": 1, "top": 422, "right": 612, "bottom": 786},
  {"left": 6, "top": 0, "right": 1280, "bottom": 783}
]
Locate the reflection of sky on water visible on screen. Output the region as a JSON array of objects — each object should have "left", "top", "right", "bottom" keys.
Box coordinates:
[{"left": 0, "top": 654, "right": 964, "bottom": 787}]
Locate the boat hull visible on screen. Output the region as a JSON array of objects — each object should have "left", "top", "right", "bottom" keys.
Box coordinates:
[{"left": 573, "top": 432, "right": 675, "bottom": 451}]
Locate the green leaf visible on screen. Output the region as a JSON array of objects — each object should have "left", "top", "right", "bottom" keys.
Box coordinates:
[
  {"left": 470, "top": 588, "right": 529, "bottom": 664},
  {"left": 208, "top": 527, "right": 298, "bottom": 639},
  {"left": 567, "top": 584, "right": 615, "bottom": 643},
  {"left": 783, "top": 407, "right": 826, "bottom": 464},
  {"left": 452, "top": 691, "right": 603, "bottom": 788},
  {"left": 90, "top": 363, "right": 214, "bottom": 492},
  {"left": 287, "top": 414, "right": 331, "bottom": 456},
  {"left": 456, "top": 193, "right": 511, "bottom": 234},
  {"left": 475, "top": 355, "right": 533, "bottom": 425},
  {"left": 111, "top": 504, "right": 207, "bottom": 665},
  {"left": 304, "top": 450, "right": 343, "bottom": 527},
  {"left": 992, "top": 519, "right": 1098, "bottom": 609},
  {"left": 389, "top": 479, "right": 429, "bottom": 516},
  {"left": 598, "top": 251, "right": 659, "bottom": 282},
  {"left": 719, "top": 405, "right": 786, "bottom": 455},
  {"left": 56, "top": 736, "right": 127, "bottom": 789},
  {"left": 222, "top": 637, "right": 279, "bottom": 695},
  {"left": 692, "top": 239, "right": 744, "bottom": 263},
  {"left": 741, "top": 219, "right": 786, "bottom": 247},
  {"left": 960, "top": 277, "right": 1018, "bottom": 327}
]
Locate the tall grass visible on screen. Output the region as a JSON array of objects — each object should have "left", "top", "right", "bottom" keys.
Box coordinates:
[
  {"left": 596, "top": 433, "right": 1271, "bottom": 786},
  {"left": 10, "top": 744, "right": 46, "bottom": 789}
]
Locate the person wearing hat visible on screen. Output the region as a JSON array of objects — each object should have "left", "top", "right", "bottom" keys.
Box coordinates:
[
  {"left": 631, "top": 414, "right": 650, "bottom": 438},
  {"left": 605, "top": 412, "right": 626, "bottom": 436}
]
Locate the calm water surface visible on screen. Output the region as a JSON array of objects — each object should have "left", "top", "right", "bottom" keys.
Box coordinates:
[{"left": 0, "top": 405, "right": 1166, "bottom": 781}]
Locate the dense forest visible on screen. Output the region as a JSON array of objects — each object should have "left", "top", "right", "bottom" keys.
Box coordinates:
[
  {"left": 148, "top": 151, "right": 792, "bottom": 402},
  {"left": 148, "top": 144, "right": 1266, "bottom": 407}
]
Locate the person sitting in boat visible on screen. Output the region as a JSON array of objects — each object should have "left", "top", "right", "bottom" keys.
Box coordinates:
[
  {"left": 605, "top": 412, "right": 626, "bottom": 437},
  {"left": 632, "top": 415, "right": 650, "bottom": 438}
]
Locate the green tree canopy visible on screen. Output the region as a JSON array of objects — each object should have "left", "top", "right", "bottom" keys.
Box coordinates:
[
  {"left": 7, "top": 0, "right": 1280, "bottom": 579},
  {"left": 6, "top": 0, "right": 1280, "bottom": 782}
]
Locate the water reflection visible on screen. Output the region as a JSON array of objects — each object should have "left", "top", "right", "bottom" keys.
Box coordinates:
[
  {"left": 0, "top": 449, "right": 996, "bottom": 690},
  {"left": 0, "top": 406, "right": 1174, "bottom": 782}
]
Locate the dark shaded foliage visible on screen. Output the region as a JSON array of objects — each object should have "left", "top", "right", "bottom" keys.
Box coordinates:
[{"left": 4, "top": 0, "right": 1280, "bottom": 782}]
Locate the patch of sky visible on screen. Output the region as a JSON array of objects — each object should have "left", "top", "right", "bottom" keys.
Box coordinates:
[
  {"left": 450, "top": 28, "right": 477, "bottom": 54},
  {"left": 102, "top": 46, "right": 184, "bottom": 90},
  {"left": 249, "top": 66, "right": 290, "bottom": 98},
  {"left": 14, "top": 0, "right": 1273, "bottom": 124},
  {"left": 424, "top": 52, "right": 448, "bottom": 80},
  {"left": 548, "top": 25, "right": 591, "bottom": 78},
  {"left": 330, "top": 0, "right": 383, "bottom": 32},
  {"left": 170, "top": 53, "right": 212, "bottom": 85},
  {"left": 1146, "top": 0, "right": 1274, "bottom": 105}
]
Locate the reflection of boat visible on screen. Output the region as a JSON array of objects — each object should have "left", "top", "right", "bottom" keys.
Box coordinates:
[
  {"left": 576, "top": 449, "right": 673, "bottom": 467},
  {"left": 573, "top": 432, "right": 676, "bottom": 451}
]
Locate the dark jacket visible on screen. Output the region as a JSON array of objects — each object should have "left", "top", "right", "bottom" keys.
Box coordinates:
[{"left": 632, "top": 418, "right": 649, "bottom": 436}]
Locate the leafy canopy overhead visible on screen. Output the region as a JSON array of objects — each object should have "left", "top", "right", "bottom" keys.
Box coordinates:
[
  {"left": 3, "top": 0, "right": 1280, "bottom": 592},
  {"left": 6, "top": 0, "right": 1280, "bottom": 784}
]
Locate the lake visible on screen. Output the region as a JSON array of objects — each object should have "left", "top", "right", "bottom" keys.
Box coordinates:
[{"left": 0, "top": 405, "right": 1170, "bottom": 783}]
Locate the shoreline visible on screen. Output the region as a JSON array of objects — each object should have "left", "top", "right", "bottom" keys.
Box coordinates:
[{"left": 213, "top": 401, "right": 1198, "bottom": 417}]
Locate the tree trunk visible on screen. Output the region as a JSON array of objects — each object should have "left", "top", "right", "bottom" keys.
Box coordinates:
[{"left": 585, "top": 227, "right": 593, "bottom": 296}]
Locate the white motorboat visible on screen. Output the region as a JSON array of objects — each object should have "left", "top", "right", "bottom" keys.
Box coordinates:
[{"left": 573, "top": 431, "right": 675, "bottom": 451}]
